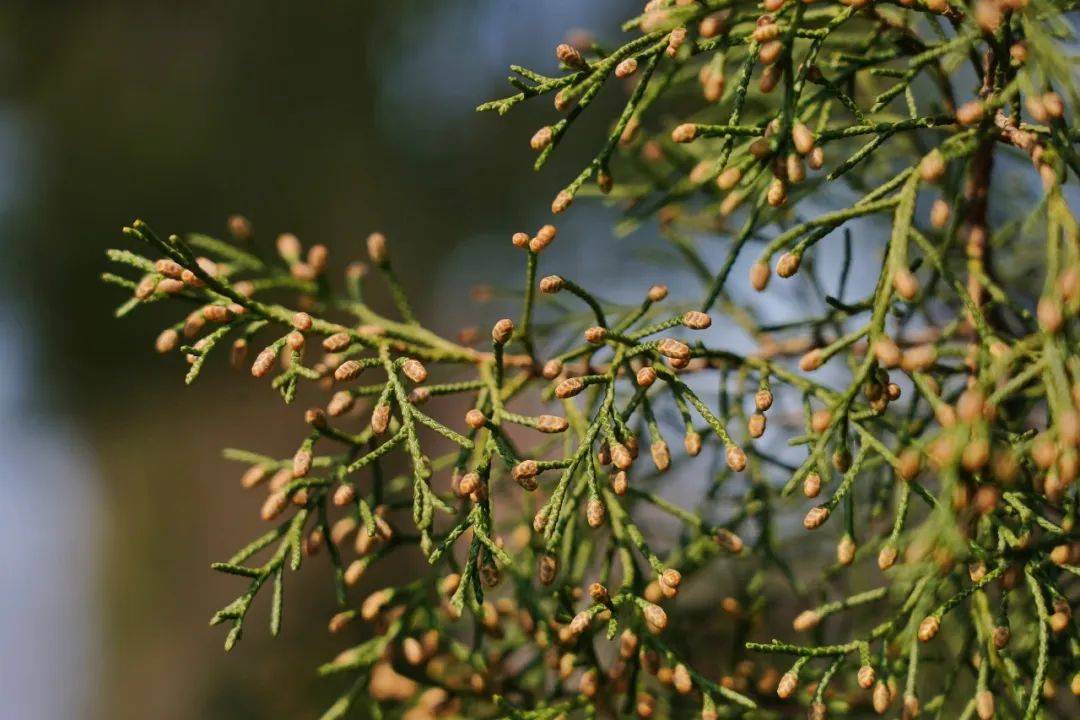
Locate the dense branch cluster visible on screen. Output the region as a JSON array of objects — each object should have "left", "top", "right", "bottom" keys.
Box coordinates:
[{"left": 105, "top": 0, "right": 1080, "bottom": 718}]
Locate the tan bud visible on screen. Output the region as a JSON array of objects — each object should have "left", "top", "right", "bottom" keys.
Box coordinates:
[
  {"left": 838, "top": 535, "right": 856, "bottom": 565},
  {"left": 240, "top": 465, "right": 267, "bottom": 489},
  {"left": 684, "top": 431, "right": 702, "bottom": 456},
  {"left": 223, "top": 214, "right": 252, "bottom": 241},
  {"left": 957, "top": 100, "right": 985, "bottom": 125},
  {"left": 304, "top": 407, "right": 326, "bottom": 429},
  {"left": 786, "top": 153, "right": 806, "bottom": 183},
  {"left": 726, "top": 446, "right": 747, "bottom": 472},
  {"left": 930, "top": 198, "right": 951, "bottom": 228},
  {"left": 305, "top": 244, "right": 328, "bottom": 273},
  {"left": 776, "top": 252, "right": 801, "bottom": 279},
  {"left": 361, "top": 589, "right": 392, "bottom": 620},
  {"left": 513, "top": 459, "right": 538, "bottom": 482},
  {"left": 750, "top": 261, "right": 771, "bottom": 291},
  {"left": 252, "top": 347, "right": 279, "bottom": 378},
  {"left": 584, "top": 326, "right": 607, "bottom": 344},
  {"left": 1043, "top": 91, "right": 1065, "bottom": 120},
  {"left": 673, "top": 663, "right": 693, "bottom": 694},
  {"left": 918, "top": 615, "right": 940, "bottom": 642},
  {"left": 366, "top": 232, "right": 389, "bottom": 265},
  {"left": 874, "top": 337, "right": 902, "bottom": 368},
  {"left": 752, "top": 22, "right": 780, "bottom": 42},
  {"left": 896, "top": 450, "right": 922, "bottom": 483},
  {"left": 747, "top": 413, "right": 767, "bottom": 439},
  {"left": 872, "top": 681, "right": 892, "bottom": 713},
  {"left": 551, "top": 190, "right": 573, "bottom": 214},
  {"left": 456, "top": 471, "right": 480, "bottom": 497},
  {"left": 327, "top": 391, "right": 355, "bottom": 417},
  {"left": 1038, "top": 296, "right": 1063, "bottom": 333},
  {"left": 323, "top": 332, "right": 351, "bottom": 352},
  {"left": 464, "top": 409, "right": 487, "bottom": 429},
  {"left": 714, "top": 528, "right": 743, "bottom": 554},
  {"left": 542, "top": 358, "right": 564, "bottom": 379},
  {"left": 810, "top": 408, "right": 832, "bottom": 434},
  {"left": 291, "top": 447, "right": 312, "bottom": 478},
  {"left": 615, "top": 57, "right": 638, "bottom": 78},
  {"left": 900, "top": 344, "right": 937, "bottom": 372},
  {"left": 538, "top": 554, "right": 558, "bottom": 585},
  {"left": 530, "top": 126, "right": 553, "bottom": 151},
  {"left": 619, "top": 629, "right": 639, "bottom": 659},
  {"left": 636, "top": 366, "right": 657, "bottom": 388},
  {"left": 920, "top": 150, "right": 946, "bottom": 182},
  {"left": 611, "top": 442, "right": 634, "bottom": 471},
  {"left": 261, "top": 492, "right": 288, "bottom": 521},
  {"left": 371, "top": 404, "right": 391, "bottom": 434},
  {"left": 276, "top": 232, "right": 302, "bottom": 262},
  {"left": 776, "top": 672, "right": 798, "bottom": 699},
  {"left": 672, "top": 123, "right": 697, "bottom": 143},
  {"left": 643, "top": 603, "right": 668, "bottom": 633},
  {"left": 401, "top": 359, "right": 427, "bottom": 383},
  {"left": 759, "top": 39, "right": 783, "bottom": 65},
  {"left": 893, "top": 269, "right": 919, "bottom": 300},
  {"left": 793, "top": 609, "right": 821, "bottom": 632},
  {"left": 579, "top": 668, "right": 599, "bottom": 698},
  {"left": 539, "top": 275, "right": 564, "bottom": 293},
  {"left": 492, "top": 318, "right": 514, "bottom": 344},
  {"left": 611, "top": 470, "right": 628, "bottom": 495},
  {"left": 991, "top": 625, "right": 1011, "bottom": 649},
  {"left": 532, "top": 414, "right": 567, "bottom": 434},
  {"left": 682, "top": 310, "right": 712, "bottom": 329},
  {"left": 803, "top": 506, "right": 830, "bottom": 529},
  {"left": 766, "top": 178, "right": 787, "bottom": 206},
  {"left": 799, "top": 348, "right": 824, "bottom": 372},
  {"left": 334, "top": 360, "right": 364, "bottom": 381},
  {"left": 555, "top": 42, "right": 584, "bottom": 67},
  {"left": 153, "top": 258, "right": 183, "bottom": 278},
  {"left": 529, "top": 224, "right": 557, "bottom": 252},
  {"left": 155, "top": 328, "right": 180, "bottom": 353},
  {"left": 792, "top": 122, "right": 815, "bottom": 155},
  {"left": 666, "top": 26, "right": 687, "bottom": 56},
  {"left": 328, "top": 610, "right": 354, "bottom": 634},
  {"left": 647, "top": 284, "right": 669, "bottom": 302},
  {"left": 285, "top": 330, "right": 304, "bottom": 351},
  {"left": 290, "top": 312, "right": 313, "bottom": 332},
  {"left": 651, "top": 441, "right": 671, "bottom": 471},
  {"left": 878, "top": 544, "right": 899, "bottom": 570},
  {"left": 717, "top": 167, "right": 742, "bottom": 190},
  {"left": 658, "top": 338, "right": 690, "bottom": 361},
  {"left": 201, "top": 302, "right": 235, "bottom": 325},
  {"left": 586, "top": 498, "right": 606, "bottom": 527},
  {"left": 331, "top": 481, "right": 356, "bottom": 507},
  {"left": 556, "top": 377, "right": 585, "bottom": 399}
]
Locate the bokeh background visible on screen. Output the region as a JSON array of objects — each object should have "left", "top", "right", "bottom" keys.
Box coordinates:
[{"left": 0, "top": 2, "right": 671, "bottom": 718}]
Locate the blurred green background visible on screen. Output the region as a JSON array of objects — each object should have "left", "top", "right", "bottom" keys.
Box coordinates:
[{"left": 0, "top": 2, "right": 639, "bottom": 718}]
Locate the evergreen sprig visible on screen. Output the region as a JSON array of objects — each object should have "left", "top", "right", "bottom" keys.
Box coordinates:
[{"left": 105, "top": 0, "right": 1080, "bottom": 717}]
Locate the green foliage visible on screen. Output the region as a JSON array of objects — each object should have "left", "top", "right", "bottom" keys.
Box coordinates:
[{"left": 106, "top": 1, "right": 1080, "bottom": 718}]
